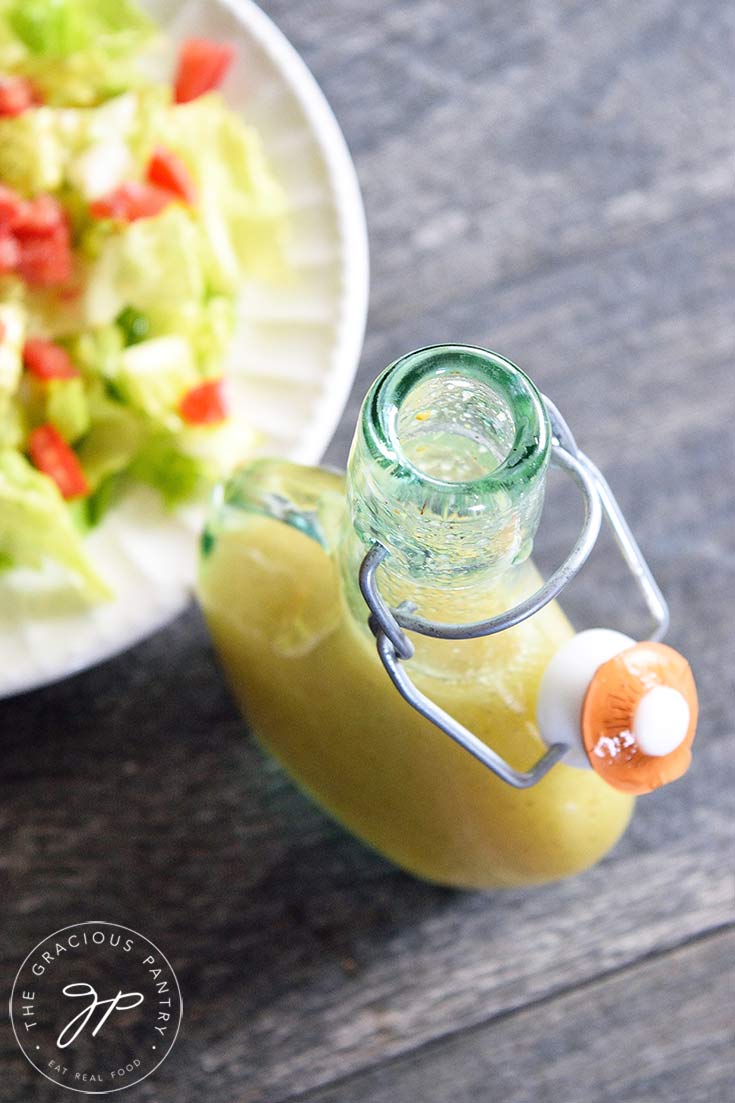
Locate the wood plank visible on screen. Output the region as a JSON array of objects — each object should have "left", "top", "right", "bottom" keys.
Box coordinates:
[
  {"left": 328, "top": 199, "right": 735, "bottom": 463},
  {"left": 297, "top": 930, "right": 735, "bottom": 1103},
  {"left": 263, "top": 0, "right": 734, "bottom": 323},
  {"left": 2, "top": 2, "right": 734, "bottom": 1101}
]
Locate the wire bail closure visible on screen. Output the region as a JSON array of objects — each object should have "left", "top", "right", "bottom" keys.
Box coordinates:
[{"left": 359, "top": 396, "right": 670, "bottom": 789}]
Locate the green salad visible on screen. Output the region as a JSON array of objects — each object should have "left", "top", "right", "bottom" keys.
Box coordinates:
[{"left": 0, "top": 0, "right": 287, "bottom": 600}]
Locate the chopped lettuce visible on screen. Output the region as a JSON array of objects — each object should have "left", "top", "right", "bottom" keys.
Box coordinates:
[
  {"left": 181, "top": 413, "right": 262, "bottom": 478},
  {"left": 0, "top": 88, "right": 167, "bottom": 202},
  {"left": 79, "top": 96, "right": 289, "bottom": 327},
  {"left": 0, "top": 0, "right": 288, "bottom": 604},
  {"left": 129, "top": 430, "right": 206, "bottom": 508},
  {"left": 159, "top": 95, "right": 288, "bottom": 287},
  {"left": 0, "top": 399, "right": 25, "bottom": 449},
  {"left": 67, "top": 324, "right": 124, "bottom": 380},
  {"left": 0, "top": 108, "right": 65, "bottom": 194},
  {"left": 9, "top": 0, "right": 91, "bottom": 58},
  {"left": 0, "top": 94, "right": 144, "bottom": 204},
  {"left": 0, "top": 302, "right": 25, "bottom": 409},
  {"left": 67, "top": 134, "right": 135, "bottom": 201},
  {"left": 82, "top": 469, "right": 123, "bottom": 527},
  {"left": 46, "top": 375, "right": 89, "bottom": 441},
  {"left": 117, "top": 334, "right": 198, "bottom": 423},
  {"left": 83, "top": 206, "right": 207, "bottom": 325},
  {"left": 146, "top": 295, "right": 236, "bottom": 373},
  {"left": 7, "top": 0, "right": 153, "bottom": 59},
  {"left": 1, "top": 0, "right": 155, "bottom": 106},
  {"left": 64, "top": 88, "right": 169, "bottom": 194},
  {"left": 0, "top": 449, "right": 109, "bottom": 598},
  {"left": 115, "top": 304, "right": 150, "bottom": 345},
  {"left": 76, "top": 395, "right": 144, "bottom": 488}
]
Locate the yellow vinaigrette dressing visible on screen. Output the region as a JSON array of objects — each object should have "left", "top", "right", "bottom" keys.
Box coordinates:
[{"left": 197, "top": 345, "right": 693, "bottom": 888}]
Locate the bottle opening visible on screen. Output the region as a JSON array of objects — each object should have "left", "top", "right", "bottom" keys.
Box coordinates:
[
  {"left": 395, "top": 371, "right": 516, "bottom": 481},
  {"left": 347, "top": 345, "right": 551, "bottom": 590},
  {"left": 363, "top": 344, "right": 550, "bottom": 494}
]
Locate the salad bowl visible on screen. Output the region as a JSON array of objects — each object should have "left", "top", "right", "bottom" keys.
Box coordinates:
[{"left": 0, "top": 0, "right": 369, "bottom": 697}]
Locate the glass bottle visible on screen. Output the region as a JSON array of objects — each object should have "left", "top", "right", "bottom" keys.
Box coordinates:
[{"left": 197, "top": 345, "right": 695, "bottom": 888}]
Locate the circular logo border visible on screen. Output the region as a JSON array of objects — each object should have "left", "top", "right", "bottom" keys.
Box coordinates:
[{"left": 9, "top": 921, "right": 183, "bottom": 1095}]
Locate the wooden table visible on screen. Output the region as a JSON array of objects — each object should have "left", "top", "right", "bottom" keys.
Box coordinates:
[{"left": 2, "top": 1, "right": 733, "bottom": 1099}]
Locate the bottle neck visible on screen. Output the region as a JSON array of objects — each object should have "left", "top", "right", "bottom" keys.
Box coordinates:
[{"left": 341, "top": 345, "right": 551, "bottom": 631}]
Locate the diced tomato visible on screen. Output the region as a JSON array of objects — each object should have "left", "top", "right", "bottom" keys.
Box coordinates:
[
  {"left": 179, "top": 378, "right": 228, "bottom": 425},
  {"left": 29, "top": 425, "right": 89, "bottom": 500},
  {"left": 146, "top": 146, "right": 197, "bottom": 204},
  {"left": 0, "top": 186, "right": 73, "bottom": 286},
  {"left": 0, "top": 189, "right": 66, "bottom": 235},
  {"left": 174, "top": 39, "right": 235, "bottom": 104},
  {"left": 90, "top": 182, "right": 174, "bottom": 222},
  {"left": 0, "top": 231, "right": 20, "bottom": 272},
  {"left": 0, "top": 184, "right": 26, "bottom": 228},
  {"left": 16, "top": 223, "right": 73, "bottom": 286},
  {"left": 12, "top": 194, "right": 65, "bottom": 237},
  {"left": 23, "top": 338, "right": 79, "bottom": 381},
  {"left": 0, "top": 76, "right": 36, "bottom": 117}
]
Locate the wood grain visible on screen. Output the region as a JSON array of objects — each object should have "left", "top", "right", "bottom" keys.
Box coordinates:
[
  {"left": 2, "top": 0, "right": 734, "bottom": 1100},
  {"left": 298, "top": 930, "right": 735, "bottom": 1103},
  {"left": 274, "top": 0, "right": 734, "bottom": 327}
]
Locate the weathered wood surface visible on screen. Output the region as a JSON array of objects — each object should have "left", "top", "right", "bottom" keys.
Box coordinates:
[
  {"left": 2, "top": 1, "right": 734, "bottom": 1100},
  {"left": 301, "top": 931, "right": 735, "bottom": 1103}
]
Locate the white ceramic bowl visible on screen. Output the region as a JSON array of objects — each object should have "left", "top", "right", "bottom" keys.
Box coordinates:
[{"left": 0, "top": 0, "right": 369, "bottom": 698}]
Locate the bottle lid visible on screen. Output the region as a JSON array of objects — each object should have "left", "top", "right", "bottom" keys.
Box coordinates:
[{"left": 581, "top": 641, "right": 698, "bottom": 793}]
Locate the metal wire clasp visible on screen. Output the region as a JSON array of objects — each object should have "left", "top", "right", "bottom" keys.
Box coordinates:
[{"left": 358, "top": 397, "right": 670, "bottom": 789}]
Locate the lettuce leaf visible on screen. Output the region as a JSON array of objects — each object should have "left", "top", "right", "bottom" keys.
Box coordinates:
[
  {"left": 0, "top": 448, "right": 109, "bottom": 598},
  {"left": 76, "top": 397, "right": 144, "bottom": 488},
  {"left": 1, "top": 0, "right": 155, "bottom": 106},
  {"left": 83, "top": 206, "right": 207, "bottom": 325},
  {"left": 146, "top": 295, "right": 236, "bottom": 374},
  {"left": 7, "top": 0, "right": 153, "bottom": 58},
  {"left": 0, "top": 303, "right": 25, "bottom": 409},
  {"left": 67, "top": 324, "right": 124, "bottom": 380},
  {"left": 45, "top": 375, "right": 90, "bottom": 441},
  {"left": 129, "top": 430, "right": 206, "bottom": 508},
  {"left": 117, "top": 334, "right": 198, "bottom": 423},
  {"left": 158, "top": 95, "right": 288, "bottom": 288},
  {"left": 0, "top": 107, "right": 65, "bottom": 194}
]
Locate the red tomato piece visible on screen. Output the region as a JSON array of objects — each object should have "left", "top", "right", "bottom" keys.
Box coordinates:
[
  {"left": 0, "top": 184, "right": 26, "bottom": 228},
  {"left": 16, "top": 223, "right": 73, "bottom": 286},
  {"left": 0, "top": 189, "right": 66, "bottom": 236},
  {"left": 0, "top": 185, "right": 71, "bottom": 285},
  {"left": 174, "top": 39, "right": 235, "bottom": 104},
  {"left": 0, "top": 231, "right": 20, "bottom": 272},
  {"left": 29, "top": 425, "right": 89, "bottom": 500},
  {"left": 146, "top": 146, "right": 197, "bottom": 204},
  {"left": 179, "top": 379, "right": 228, "bottom": 425},
  {"left": 90, "top": 182, "right": 174, "bottom": 222},
  {"left": 23, "top": 338, "right": 79, "bottom": 381},
  {"left": 0, "top": 75, "right": 36, "bottom": 117},
  {"left": 12, "top": 194, "right": 65, "bottom": 237}
]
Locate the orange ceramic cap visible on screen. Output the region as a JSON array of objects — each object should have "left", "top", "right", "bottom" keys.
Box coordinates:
[{"left": 581, "top": 642, "right": 697, "bottom": 794}]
